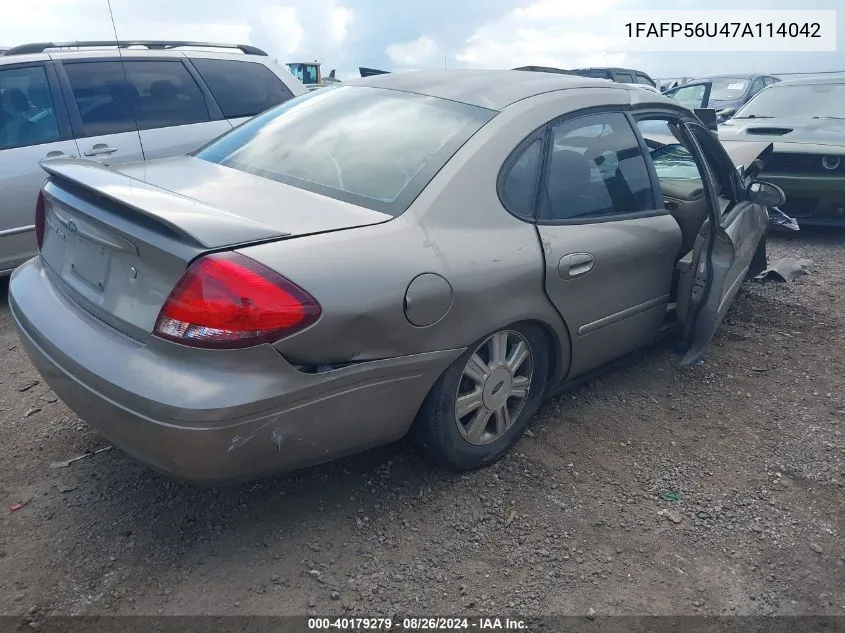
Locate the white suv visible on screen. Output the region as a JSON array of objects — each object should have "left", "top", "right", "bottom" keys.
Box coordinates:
[{"left": 0, "top": 40, "right": 308, "bottom": 275}]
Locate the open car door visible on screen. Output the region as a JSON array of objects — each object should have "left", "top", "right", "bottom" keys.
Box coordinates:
[
  {"left": 664, "top": 80, "right": 712, "bottom": 109},
  {"left": 678, "top": 122, "right": 770, "bottom": 365}
]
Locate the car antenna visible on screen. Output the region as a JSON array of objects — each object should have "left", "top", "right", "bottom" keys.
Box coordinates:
[{"left": 105, "top": 0, "right": 137, "bottom": 133}]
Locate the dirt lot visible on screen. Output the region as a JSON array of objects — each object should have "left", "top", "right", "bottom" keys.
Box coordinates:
[{"left": 0, "top": 231, "right": 843, "bottom": 619}]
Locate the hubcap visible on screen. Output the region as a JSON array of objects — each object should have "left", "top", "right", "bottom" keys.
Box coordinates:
[{"left": 454, "top": 330, "right": 534, "bottom": 446}]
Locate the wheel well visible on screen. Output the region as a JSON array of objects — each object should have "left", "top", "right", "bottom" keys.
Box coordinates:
[
  {"left": 408, "top": 317, "right": 570, "bottom": 444},
  {"left": 511, "top": 318, "right": 570, "bottom": 387}
]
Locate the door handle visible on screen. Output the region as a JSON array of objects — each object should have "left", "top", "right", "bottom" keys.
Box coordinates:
[
  {"left": 84, "top": 144, "right": 118, "bottom": 157},
  {"left": 558, "top": 253, "right": 595, "bottom": 279},
  {"left": 44, "top": 150, "right": 75, "bottom": 159}
]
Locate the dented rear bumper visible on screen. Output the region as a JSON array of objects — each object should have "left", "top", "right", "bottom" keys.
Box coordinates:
[{"left": 9, "top": 257, "right": 459, "bottom": 484}]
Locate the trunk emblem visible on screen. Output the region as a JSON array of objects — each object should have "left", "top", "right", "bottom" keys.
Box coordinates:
[
  {"left": 67, "top": 220, "right": 78, "bottom": 233},
  {"left": 129, "top": 266, "right": 138, "bottom": 279}
]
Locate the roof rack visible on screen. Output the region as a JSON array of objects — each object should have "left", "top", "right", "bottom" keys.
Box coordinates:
[{"left": 5, "top": 40, "right": 268, "bottom": 56}]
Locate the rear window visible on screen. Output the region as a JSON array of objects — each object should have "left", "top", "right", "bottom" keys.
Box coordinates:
[
  {"left": 194, "top": 86, "right": 496, "bottom": 216},
  {"left": 191, "top": 58, "right": 295, "bottom": 119}
]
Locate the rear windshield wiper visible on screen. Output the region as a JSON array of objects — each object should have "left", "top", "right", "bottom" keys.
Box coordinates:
[
  {"left": 812, "top": 116, "right": 845, "bottom": 120},
  {"left": 735, "top": 114, "right": 773, "bottom": 119}
]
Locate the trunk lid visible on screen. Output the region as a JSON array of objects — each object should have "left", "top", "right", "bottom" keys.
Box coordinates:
[{"left": 37, "top": 156, "right": 391, "bottom": 341}]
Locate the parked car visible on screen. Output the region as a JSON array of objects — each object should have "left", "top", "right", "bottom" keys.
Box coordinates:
[
  {"left": 0, "top": 40, "right": 308, "bottom": 276},
  {"left": 717, "top": 77, "right": 845, "bottom": 227},
  {"left": 10, "top": 70, "right": 779, "bottom": 483},
  {"left": 622, "top": 83, "right": 661, "bottom": 94},
  {"left": 663, "top": 74, "right": 780, "bottom": 122},
  {"left": 568, "top": 67, "right": 657, "bottom": 88}
]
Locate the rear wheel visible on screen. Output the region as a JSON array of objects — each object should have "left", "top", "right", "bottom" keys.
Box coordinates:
[{"left": 413, "top": 324, "right": 549, "bottom": 469}]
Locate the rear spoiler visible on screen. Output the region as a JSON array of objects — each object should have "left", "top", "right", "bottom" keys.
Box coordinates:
[
  {"left": 40, "top": 158, "right": 287, "bottom": 249},
  {"left": 359, "top": 66, "right": 390, "bottom": 77}
]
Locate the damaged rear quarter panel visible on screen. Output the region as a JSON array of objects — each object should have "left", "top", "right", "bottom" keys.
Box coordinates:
[{"left": 236, "top": 95, "right": 584, "bottom": 374}]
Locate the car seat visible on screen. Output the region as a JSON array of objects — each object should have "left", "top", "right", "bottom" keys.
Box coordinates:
[{"left": 546, "top": 149, "right": 615, "bottom": 219}]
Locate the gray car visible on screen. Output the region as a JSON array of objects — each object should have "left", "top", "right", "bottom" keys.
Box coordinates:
[{"left": 9, "top": 70, "right": 779, "bottom": 483}]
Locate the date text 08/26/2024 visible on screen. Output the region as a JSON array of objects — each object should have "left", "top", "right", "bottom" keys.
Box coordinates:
[{"left": 308, "top": 617, "right": 527, "bottom": 630}]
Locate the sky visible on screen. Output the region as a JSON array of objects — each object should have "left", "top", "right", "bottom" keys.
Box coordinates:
[{"left": 1, "top": 0, "right": 843, "bottom": 82}]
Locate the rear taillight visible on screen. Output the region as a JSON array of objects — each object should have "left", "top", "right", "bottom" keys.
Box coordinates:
[
  {"left": 153, "top": 252, "right": 321, "bottom": 349},
  {"left": 35, "top": 192, "right": 45, "bottom": 251}
]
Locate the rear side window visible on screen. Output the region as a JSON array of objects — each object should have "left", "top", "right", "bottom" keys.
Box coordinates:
[
  {"left": 195, "top": 86, "right": 495, "bottom": 216},
  {"left": 750, "top": 77, "right": 765, "bottom": 95},
  {"left": 540, "top": 111, "right": 655, "bottom": 222},
  {"left": 500, "top": 138, "right": 543, "bottom": 219},
  {"left": 192, "top": 59, "right": 295, "bottom": 118},
  {"left": 64, "top": 60, "right": 210, "bottom": 136},
  {"left": 0, "top": 65, "right": 61, "bottom": 149}
]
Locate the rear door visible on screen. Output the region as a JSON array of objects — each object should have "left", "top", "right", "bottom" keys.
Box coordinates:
[
  {"left": 528, "top": 111, "right": 682, "bottom": 378},
  {"left": 0, "top": 61, "right": 79, "bottom": 272},
  {"left": 665, "top": 81, "right": 712, "bottom": 109},
  {"left": 189, "top": 57, "right": 301, "bottom": 128},
  {"left": 679, "top": 122, "right": 769, "bottom": 364},
  {"left": 55, "top": 59, "right": 145, "bottom": 164}
]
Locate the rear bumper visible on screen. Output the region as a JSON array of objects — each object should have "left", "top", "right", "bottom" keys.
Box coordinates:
[
  {"left": 759, "top": 172, "right": 845, "bottom": 225},
  {"left": 9, "top": 258, "right": 460, "bottom": 484}
]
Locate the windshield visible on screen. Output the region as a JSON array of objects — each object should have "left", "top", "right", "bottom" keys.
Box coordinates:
[
  {"left": 650, "top": 144, "right": 702, "bottom": 180},
  {"left": 195, "top": 86, "right": 496, "bottom": 215},
  {"left": 708, "top": 77, "right": 749, "bottom": 101},
  {"left": 735, "top": 83, "right": 845, "bottom": 119}
]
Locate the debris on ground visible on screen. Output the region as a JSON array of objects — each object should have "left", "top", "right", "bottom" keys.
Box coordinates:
[
  {"left": 49, "top": 445, "right": 112, "bottom": 469},
  {"left": 768, "top": 208, "right": 800, "bottom": 232},
  {"left": 755, "top": 257, "right": 813, "bottom": 282},
  {"left": 658, "top": 509, "right": 684, "bottom": 524}
]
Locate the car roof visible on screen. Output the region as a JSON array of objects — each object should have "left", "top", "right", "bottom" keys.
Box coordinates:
[
  {"left": 773, "top": 76, "right": 845, "bottom": 86},
  {"left": 698, "top": 73, "right": 760, "bottom": 79},
  {"left": 572, "top": 67, "right": 649, "bottom": 74},
  {"left": 0, "top": 46, "right": 274, "bottom": 67},
  {"left": 0, "top": 52, "right": 50, "bottom": 64},
  {"left": 342, "top": 69, "right": 628, "bottom": 110}
]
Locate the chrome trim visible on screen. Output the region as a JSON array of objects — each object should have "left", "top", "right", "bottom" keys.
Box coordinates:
[
  {"left": 0, "top": 225, "right": 35, "bottom": 238},
  {"left": 579, "top": 294, "right": 670, "bottom": 336}
]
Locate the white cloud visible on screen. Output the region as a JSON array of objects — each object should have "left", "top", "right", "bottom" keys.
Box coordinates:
[
  {"left": 512, "top": 0, "right": 629, "bottom": 20},
  {"left": 329, "top": 5, "right": 353, "bottom": 45},
  {"left": 456, "top": 0, "right": 633, "bottom": 69},
  {"left": 248, "top": 6, "right": 305, "bottom": 57},
  {"left": 1, "top": 0, "right": 841, "bottom": 81},
  {"left": 386, "top": 35, "right": 439, "bottom": 67}
]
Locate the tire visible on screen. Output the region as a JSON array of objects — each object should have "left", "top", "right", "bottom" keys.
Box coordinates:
[
  {"left": 747, "top": 231, "right": 768, "bottom": 279},
  {"left": 412, "top": 323, "right": 550, "bottom": 470}
]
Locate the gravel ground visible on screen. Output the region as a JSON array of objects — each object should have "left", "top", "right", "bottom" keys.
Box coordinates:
[{"left": 0, "top": 230, "right": 843, "bottom": 619}]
